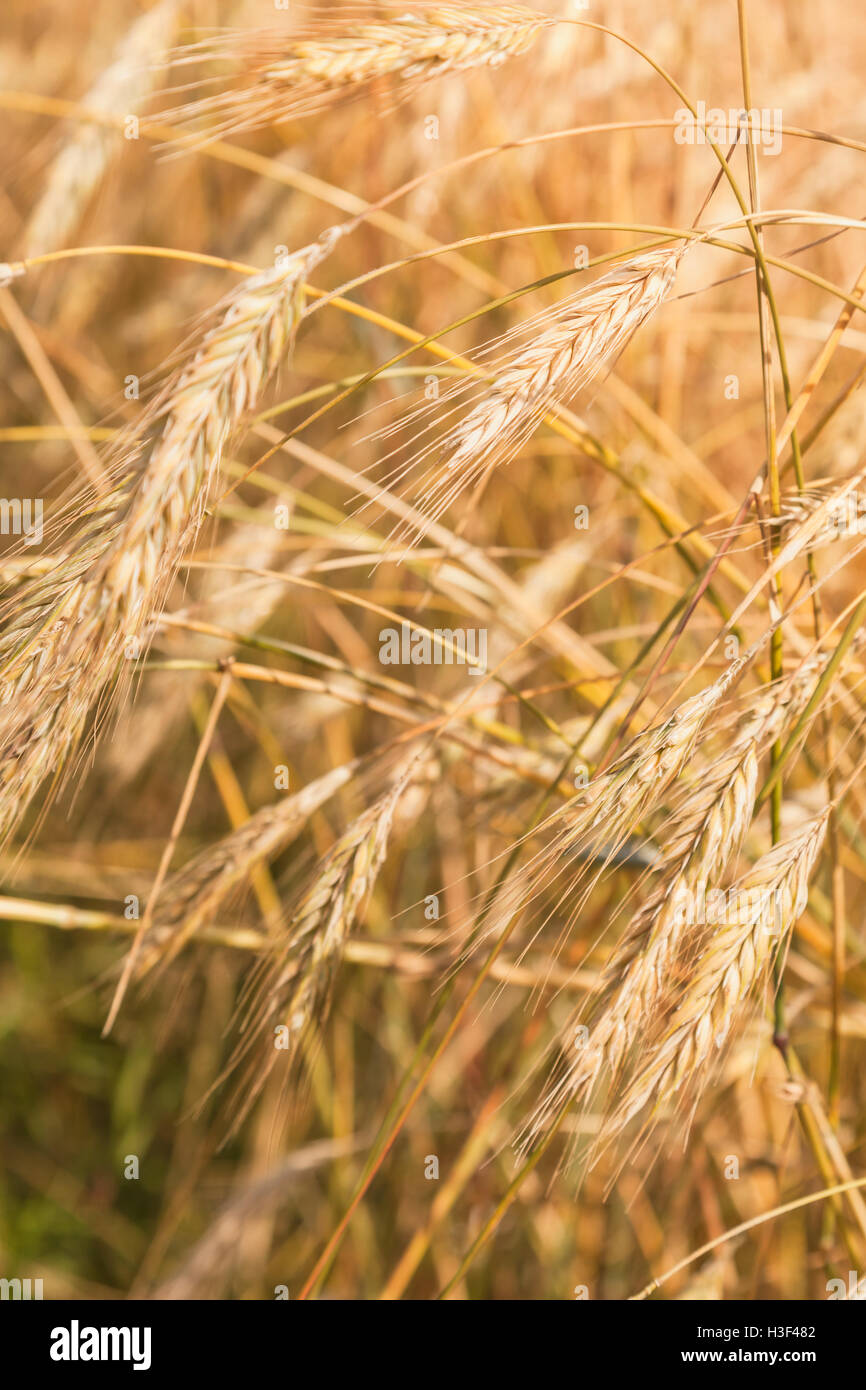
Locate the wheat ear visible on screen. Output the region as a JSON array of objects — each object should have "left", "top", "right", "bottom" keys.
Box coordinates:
[
  {"left": 609, "top": 809, "right": 829, "bottom": 1136},
  {"left": 591, "top": 656, "right": 827, "bottom": 1033},
  {"left": 163, "top": 6, "right": 552, "bottom": 139},
  {"left": 399, "top": 246, "right": 685, "bottom": 538},
  {"left": 562, "top": 669, "right": 726, "bottom": 859},
  {"left": 140, "top": 759, "right": 365, "bottom": 973},
  {"left": 472, "top": 669, "right": 732, "bottom": 970},
  {"left": 0, "top": 232, "right": 336, "bottom": 841},
  {"left": 518, "top": 656, "right": 828, "bottom": 1149},
  {"left": 223, "top": 764, "right": 420, "bottom": 1130},
  {"left": 270, "top": 798, "right": 398, "bottom": 1035}
]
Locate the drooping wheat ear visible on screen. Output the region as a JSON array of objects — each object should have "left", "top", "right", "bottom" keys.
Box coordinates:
[
  {"left": 607, "top": 808, "right": 829, "bottom": 1139},
  {"left": 163, "top": 6, "right": 552, "bottom": 139},
  {"left": 267, "top": 778, "right": 409, "bottom": 1037},
  {"left": 592, "top": 655, "right": 828, "bottom": 1020},
  {"left": 139, "top": 759, "right": 365, "bottom": 974},
  {"left": 223, "top": 763, "right": 421, "bottom": 1129},
  {"left": 25, "top": 0, "right": 178, "bottom": 258},
  {"left": 98, "top": 234, "right": 338, "bottom": 629},
  {"left": 0, "top": 232, "right": 337, "bottom": 842},
  {"left": 518, "top": 657, "right": 828, "bottom": 1152},
  {"left": 472, "top": 671, "right": 732, "bottom": 969},
  {"left": 521, "top": 749, "right": 760, "bottom": 1147},
  {"left": 401, "top": 246, "right": 685, "bottom": 539},
  {"left": 563, "top": 667, "right": 728, "bottom": 861}
]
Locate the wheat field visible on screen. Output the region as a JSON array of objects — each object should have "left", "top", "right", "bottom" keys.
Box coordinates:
[{"left": 1, "top": 0, "right": 866, "bottom": 1303}]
